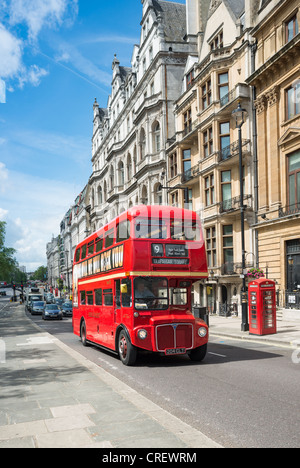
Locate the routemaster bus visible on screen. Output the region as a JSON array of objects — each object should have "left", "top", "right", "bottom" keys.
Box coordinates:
[{"left": 72, "top": 205, "right": 208, "bottom": 366}]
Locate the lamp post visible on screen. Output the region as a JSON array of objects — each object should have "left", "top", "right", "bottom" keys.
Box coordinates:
[
  {"left": 232, "top": 102, "right": 249, "bottom": 332},
  {"left": 288, "top": 255, "right": 294, "bottom": 292},
  {"left": 65, "top": 250, "right": 70, "bottom": 294}
]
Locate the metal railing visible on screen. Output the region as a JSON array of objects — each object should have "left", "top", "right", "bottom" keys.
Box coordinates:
[
  {"left": 220, "top": 261, "right": 254, "bottom": 276},
  {"left": 285, "top": 291, "right": 300, "bottom": 309},
  {"left": 279, "top": 202, "right": 300, "bottom": 218},
  {"left": 219, "top": 194, "right": 252, "bottom": 214},
  {"left": 217, "top": 139, "right": 250, "bottom": 163},
  {"left": 181, "top": 163, "right": 200, "bottom": 183}
]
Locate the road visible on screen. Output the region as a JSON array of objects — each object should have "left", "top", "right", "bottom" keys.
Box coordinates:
[{"left": 1, "top": 290, "right": 299, "bottom": 448}]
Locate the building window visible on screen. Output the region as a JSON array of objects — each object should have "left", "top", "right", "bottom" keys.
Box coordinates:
[
  {"left": 149, "top": 46, "right": 153, "bottom": 63},
  {"left": 169, "top": 153, "right": 178, "bottom": 178},
  {"left": 205, "top": 174, "right": 215, "bottom": 206},
  {"left": 221, "top": 170, "right": 232, "bottom": 210},
  {"left": 286, "top": 82, "right": 300, "bottom": 120},
  {"left": 286, "top": 15, "right": 299, "bottom": 43},
  {"left": 210, "top": 30, "right": 224, "bottom": 51},
  {"left": 203, "top": 126, "right": 213, "bottom": 158},
  {"left": 201, "top": 79, "right": 212, "bottom": 110},
  {"left": 219, "top": 122, "right": 231, "bottom": 159},
  {"left": 182, "top": 149, "right": 191, "bottom": 175},
  {"left": 186, "top": 69, "right": 194, "bottom": 90},
  {"left": 184, "top": 188, "right": 193, "bottom": 210},
  {"left": 154, "top": 122, "right": 161, "bottom": 152},
  {"left": 140, "top": 128, "right": 146, "bottom": 159},
  {"left": 171, "top": 191, "right": 178, "bottom": 207},
  {"left": 183, "top": 108, "right": 192, "bottom": 135},
  {"left": 218, "top": 72, "right": 229, "bottom": 105},
  {"left": 223, "top": 225, "right": 233, "bottom": 267},
  {"left": 206, "top": 227, "right": 217, "bottom": 267},
  {"left": 287, "top": 150, "right": 300, "bottom": 209}
]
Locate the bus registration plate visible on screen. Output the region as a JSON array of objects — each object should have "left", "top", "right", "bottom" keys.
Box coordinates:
[{"left": 165, "top": 348, "right": 186, "bottom": 355}]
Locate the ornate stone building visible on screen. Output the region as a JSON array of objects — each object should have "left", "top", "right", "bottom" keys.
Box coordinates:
[
  {"left": 86, "top": 0, "right": 197, "bottom": 232},
  {"left": 247, "top": 0, "right": 300, "bottom": 306},
  {"left": 166, "top": 0, "right": 256, "bottom": 313}
]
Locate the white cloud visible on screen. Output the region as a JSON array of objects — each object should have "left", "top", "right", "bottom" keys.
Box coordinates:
[
  {"left": 0, "top": 23, "right": 23, "bottom": 78},
  {"left": 0, "top": 162, "right": 9, "bottom": 193},
  {"left": 18, "top": 64, "right": 49, "bottom": 88},
  {"left": 1, "top": 165, "right": 83, "bottom": 270},
  {"left": 0, "top": 208, "right": 8, "bottom": 220},
  {"left": 8, "top": 0, "right": 79, "bottom": 41},
  {"left": 0, "top": 1, "right": 79, "bottom": 92}
]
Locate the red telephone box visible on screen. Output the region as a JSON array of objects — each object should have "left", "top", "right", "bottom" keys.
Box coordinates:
[{"left": 248, "top": 278, "right": 277, "bottom": 336}]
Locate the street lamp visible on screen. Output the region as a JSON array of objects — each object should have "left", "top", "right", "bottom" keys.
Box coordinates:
[{"left": 232, "top": 102, "right": 249, "bottom": 332}]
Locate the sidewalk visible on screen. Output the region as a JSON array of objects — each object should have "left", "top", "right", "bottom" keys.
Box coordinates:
[
  {"left": 0, "top": 305, "right": 222, "bottom": 449},
  {"left": 209, "top": 313, "right": 300, "bottom": 348}
]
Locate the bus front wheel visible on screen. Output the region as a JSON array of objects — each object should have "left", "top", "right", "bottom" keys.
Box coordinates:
[
  {"left": 118, "top": 330, "right": 137, "bottom": 366},
  {"left": 189, "top": 343, "right": 207, "bottom": 362}
]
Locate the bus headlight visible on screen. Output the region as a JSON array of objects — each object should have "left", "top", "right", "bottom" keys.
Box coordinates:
[
  {"left": 198, "top": 327, "right": 207, "bottom": 338},
  {"left": 137, "top": 329, "right": 148, "bottom": 340}
]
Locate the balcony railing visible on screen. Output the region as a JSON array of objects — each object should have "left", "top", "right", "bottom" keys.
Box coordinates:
[
  {"left": 221, "top": 261, "right": 254, "bottom": 275},
  {"left": 217, "top": 139, "right": 250, "bottom": 163},
  {"left": 181, "top": 163, "right": 200, "bottom": 183},
  {"left": 279, "top": 202, "right": 300, "bottom": 218},
  {"left": 219, "top": 194, "right": 252, "bottom": 214}
]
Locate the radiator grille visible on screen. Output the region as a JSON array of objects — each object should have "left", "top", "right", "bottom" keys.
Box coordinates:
[{"left": 156, "top": 323, "right": 193, "bottom": 352}]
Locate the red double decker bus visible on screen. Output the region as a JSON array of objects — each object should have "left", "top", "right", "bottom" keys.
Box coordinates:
[{"left": 72, "top": 205, "right": 208, "bottom": 365}]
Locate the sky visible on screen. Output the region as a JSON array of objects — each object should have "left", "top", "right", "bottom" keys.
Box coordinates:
[{"left": 0, "top": 0, "right": 185, "bottom": 273}]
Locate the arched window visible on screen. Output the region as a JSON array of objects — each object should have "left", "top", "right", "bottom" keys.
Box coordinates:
[
  {"left": 141, "top": 185, "right": 148, "bottom": 205},
  {"left": 140, "top": 128, "right": 146, "bottom": 159},
  {"left": 103, "top": 180, "right": 107, "bottom": 202},
  {"left": 154, "top": 182, "right": 163, "bottom": 205},
  {"left": 153, "top": 122, "right": 160, "bottom": 152},
  {"left": 118, "top": 161, "right": 124, "bottom": 186},
  {"left": 109, "top": 166, "right": 114, "bottom": 191},
  {"left": 97, "top": 186, "right": 103, "bottom": 205},
  {"left": 127, "top": 154, "right": 132, "bottom": 181}
]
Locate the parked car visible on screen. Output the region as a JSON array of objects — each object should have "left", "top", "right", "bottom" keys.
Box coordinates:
[
  {"left": 31, "top": 301, "right": 45, "bottom": 315},
  {"left": 42, "top": 304, "right": 63, "bottom": 320},
  {"left": 61, "top": 300, "right": 73, "bottom": 317}
]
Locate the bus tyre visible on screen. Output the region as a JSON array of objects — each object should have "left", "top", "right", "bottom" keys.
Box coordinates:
[
  {"left": 118, "top": 330, "right": 137, "bottom": 366},
  {"left": 80, "top": 321, "right": 88, "bottom": 347},
  {"left": 189, "top": 343, "right": 207, "bottom": 362}
]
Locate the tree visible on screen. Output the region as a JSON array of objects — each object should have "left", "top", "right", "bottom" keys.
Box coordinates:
[
  {"left": 32, "top": 266, "right": 47, "bottom": 282},
  {"left": 0, "top": 221, "right": 17, "bottom": 281}
]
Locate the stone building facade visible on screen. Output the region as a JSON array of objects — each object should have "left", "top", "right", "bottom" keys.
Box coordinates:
[
  {"left": 247, "top": 0, "right": 300, "bottom": 306},
  {"left": 86, "top": 0, "right": 197, "bottom": 232},
  {"left": 166, "top": 0, "right": 256, "bottom": 313}
]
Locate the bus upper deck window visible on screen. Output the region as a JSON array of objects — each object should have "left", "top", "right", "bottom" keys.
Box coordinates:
[
  {"left": 171, "top": 220, "right": 200, "bottom": 241},
  {"left": 81, "top": 244, "right": 87, "bottom": 259},
  {"left": 134, "top": 219, "right": 167, "bottom": 239},
  {"left": 95, "top": 237, "right": 103, "bottom": 253},
  {"left": 75, "top": 248, "right": 80, "bottom": 263},
  {"left": 88, "top": 241, "right": 94, "bottom": 256},
  {"left": 117, "top": 220, "right": 130, "bottom": 243},
  {"left": 105, "top": 229, "right": 114, "bottom": 248}
]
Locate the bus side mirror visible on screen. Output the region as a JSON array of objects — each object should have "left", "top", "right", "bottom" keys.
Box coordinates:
[{"left": 121, "top": 284, "right": 128, "bottom": 294}]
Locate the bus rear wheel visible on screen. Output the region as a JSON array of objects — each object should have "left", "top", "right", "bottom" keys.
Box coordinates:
[
  {"left": 118, "top": 330, "right": 137, "bottom": 366},
  {"left": 80, "top": 320, "right": 88, "bottom": 347},
  {"left": 189, "top": 343, "right": 207, "bottom": 362}
]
